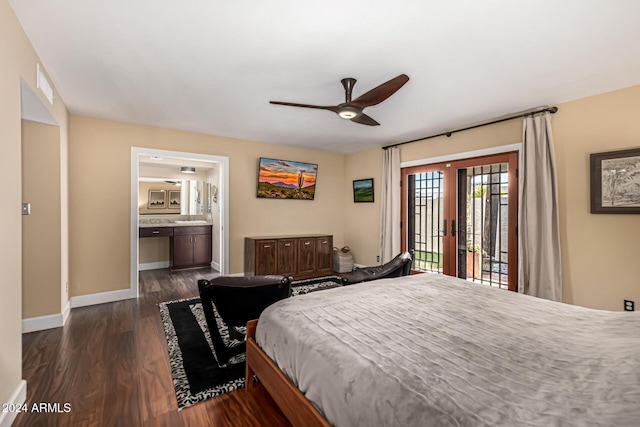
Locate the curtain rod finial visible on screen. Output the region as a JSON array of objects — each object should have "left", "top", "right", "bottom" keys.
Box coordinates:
[{"left": 549, "top": 106, "right": 558, "bottom": 114}]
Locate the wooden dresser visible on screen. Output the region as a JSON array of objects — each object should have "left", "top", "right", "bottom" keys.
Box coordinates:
[{"left": 245, "top": 234, "right": 333, "bottom": 280}]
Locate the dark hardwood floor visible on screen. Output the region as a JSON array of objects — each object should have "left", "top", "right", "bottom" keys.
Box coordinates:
[{"left": 14, "top": 268, "right": 291, "bottom": 427}]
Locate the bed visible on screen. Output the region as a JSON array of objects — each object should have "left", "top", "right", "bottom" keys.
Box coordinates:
[{"left": 245, "top": 273, "right": 640, "bottom": 427}]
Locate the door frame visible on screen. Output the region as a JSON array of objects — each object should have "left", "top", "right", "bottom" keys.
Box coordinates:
[
  {"left": 401, "top": 144, "right": 521, "bottom": 290},
  {"left": 130, "top": 147, "right": 230, "bottom": 298},
  {"left": 401, "top": 162, "right": 455, "bottom": 274}
]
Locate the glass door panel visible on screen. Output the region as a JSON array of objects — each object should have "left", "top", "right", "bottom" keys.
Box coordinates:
[
  {"left": 403, "top": 162, "right": 455, "bottom": 275},
  {"left": 456, "top": 162, "right": 510, "bottom": 289},
  {"left": 408, "top": 171, "right": 445, "bottom": 273}
]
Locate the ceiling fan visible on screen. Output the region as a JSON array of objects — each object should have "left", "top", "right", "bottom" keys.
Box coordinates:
[{"left": 270, "top": 74, "right": 409, "bottom": 126}]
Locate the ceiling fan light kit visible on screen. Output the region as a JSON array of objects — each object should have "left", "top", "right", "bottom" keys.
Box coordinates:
[
  {"left": 338, "top": 109, "right": 359, "bottom": 120},
  {"left": 270, "top": 74, "right": 409, "bottom": 126}
]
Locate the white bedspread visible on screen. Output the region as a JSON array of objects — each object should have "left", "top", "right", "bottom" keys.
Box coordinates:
[{"left": 256, "top": 273, "right": 640, "bottom": 427}]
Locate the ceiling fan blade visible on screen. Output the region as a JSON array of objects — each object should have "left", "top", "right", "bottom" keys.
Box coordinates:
[
  {"left": 351, "top": 113, "right": 380, "bottom": 126},
  {"left": 270, "top": 101, "right": 338, "bottom": 112},
  {"left": 350, "top": 74, "right": 409, "bottom": 109}
]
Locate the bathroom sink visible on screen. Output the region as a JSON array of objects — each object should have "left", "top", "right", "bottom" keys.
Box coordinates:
[{"left": 174, "top": 220, "right": 208, "bottom": 224}]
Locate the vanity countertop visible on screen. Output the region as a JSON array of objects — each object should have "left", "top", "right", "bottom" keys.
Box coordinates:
[{"left": 139, "top": 221, "right": 213, "bottom": 228}]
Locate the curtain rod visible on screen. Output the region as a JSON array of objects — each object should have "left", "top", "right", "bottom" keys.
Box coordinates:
[{"left": 382, "top": 106, "right": 558, "bottom": 150}]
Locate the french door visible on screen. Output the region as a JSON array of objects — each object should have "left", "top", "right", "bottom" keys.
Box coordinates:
[{"left": 401, "top": 152, "right": 518, "bottom": 291}]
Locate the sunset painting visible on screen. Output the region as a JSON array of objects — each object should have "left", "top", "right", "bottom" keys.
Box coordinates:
[{"left": 257, "top": 157, "right": 318, "bottom": 200}]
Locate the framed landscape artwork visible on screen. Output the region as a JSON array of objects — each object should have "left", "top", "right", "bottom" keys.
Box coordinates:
[
  {"left": 257, "top": 157, "right": 318, "bottom": 200},
  {"left": 168, "top": 190, "right": 181, "bottom": 209},
  {"left": 148, "top": 190, "right": 166, "bottom": 209},
  {"left": 590, "top": 148, "right": 640, "bottom": 214},
  {"left": 353, "top": 178, "right": 374, "bottom": 203}
]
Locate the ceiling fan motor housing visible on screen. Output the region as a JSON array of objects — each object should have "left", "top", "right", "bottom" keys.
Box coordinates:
[{"left": 341, "top": 77, "right": 357, "bottom": 102}]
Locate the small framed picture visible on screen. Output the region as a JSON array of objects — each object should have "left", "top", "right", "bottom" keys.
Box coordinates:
[
  {"left": 353, "top": 178, "right": 374, "bottom": 203},
  {"left": 590, "top": 148, "right": 640, "bottom": 214},
  {"left": 148, "top": 190, "right": 166, "bottom": 209},
  {"left": 168, "top": 190, "right": 181, "bottom": 209}
]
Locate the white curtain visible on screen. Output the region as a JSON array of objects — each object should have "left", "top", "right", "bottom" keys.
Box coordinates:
[
  {"left": 518, "top": 112, "right": 562, "bottom": 301},
  {"left": 380, "top": 147, "right": 401, "bottom": 263}
]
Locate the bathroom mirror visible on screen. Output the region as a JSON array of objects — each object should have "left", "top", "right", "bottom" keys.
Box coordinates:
[{"left": 139, "top": 179, "right": 210, "bottom": 215}]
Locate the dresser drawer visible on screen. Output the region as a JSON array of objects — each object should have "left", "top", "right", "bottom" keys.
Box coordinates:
[{"left": 139, "top": 227, "right": 173, "bottom": 238}]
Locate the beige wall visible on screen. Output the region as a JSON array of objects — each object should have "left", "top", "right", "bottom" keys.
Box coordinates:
[
  {"left": 139, "top": 237, "right": 170, "bottom": 264},
  {"left": 0, "top": 0, "right": 69, "bottom": 408},
  {"left": 69, "top": 115, "right": 345, "bottom": 296},
  {"left": 0, "top": 1, "right": 24, "bottom": 405},
  {"left": 553, "top": 85, "right": 640, "bottom": 310},
  {"left": 345, "top": 85, "right": 640, "bottom": 311},
  {"left": 22, "top": 120, "right": 61, "bottom": 318},
  {"left": 344, "top": 148, "right": 384, "bottom": 266}
]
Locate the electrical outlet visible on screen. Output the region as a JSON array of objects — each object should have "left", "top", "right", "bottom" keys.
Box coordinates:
[
  {"left": 624, "top": 299, "right": 634, "bottom": 311},
  {"left": 376, "top": 255, "right": 380, "bottom": 262}
]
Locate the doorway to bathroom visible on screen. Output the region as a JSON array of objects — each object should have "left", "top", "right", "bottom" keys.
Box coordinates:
[{"left": 130, "top": 147, "right": 229, "bottom": 297}]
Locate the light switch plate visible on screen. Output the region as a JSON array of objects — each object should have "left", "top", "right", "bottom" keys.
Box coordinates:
[{"left": 22, "top": 203, "right": 30, "bottom": 215}]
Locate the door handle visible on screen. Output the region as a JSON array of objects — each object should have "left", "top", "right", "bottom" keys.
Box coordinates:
[
  {"left": 451, "top": 219, "right": 456, "bottom": 237},
  {"left": 304, "top": 242, "right": 311, "bottom": 246},
  {"left": 284, "top": 243, "right": 291, "bottom": 247}
]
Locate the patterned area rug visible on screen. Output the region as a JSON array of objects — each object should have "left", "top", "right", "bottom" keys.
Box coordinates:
[
  {"left": 159, "top": 275, "right": 343, "bottom": 409},
  {"left": 290, "top": 275, "right": 344, "bottom": 295}
]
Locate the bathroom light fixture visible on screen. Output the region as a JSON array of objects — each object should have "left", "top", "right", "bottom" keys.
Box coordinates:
[{"left": 181, "top": 167, "right": 196, "bottom": 174}]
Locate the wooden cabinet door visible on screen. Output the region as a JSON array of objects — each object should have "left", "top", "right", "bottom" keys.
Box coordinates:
[
  {"left": 316, "top": 237, "right": 332, "bottom": 272},
  {"left": 277, "top": 239, "right": 297, "bottom": 276},
  {"left": 297, "top": 238, "right": 316, "bottom": 275},
  {"left": 192, "top": 234, "right": 212, "bottom": 266},
  {"left": 172, "top": 235, "right": 194, "bottom": 268},
  {"left": 255, "top": 240, "right": 277, "bottom": 275}
]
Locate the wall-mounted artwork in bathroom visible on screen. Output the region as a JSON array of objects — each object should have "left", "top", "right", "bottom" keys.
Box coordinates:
[
  {"left": 168, "top": 190, "right": 181, "bottom": 209},
  {"left": 148, "top": 190, "right": 166, "bottom": 209}
]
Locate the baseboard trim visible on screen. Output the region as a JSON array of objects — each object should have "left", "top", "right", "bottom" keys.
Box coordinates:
[
  {"left": 228, "top": 272, "right": 246, "bottom": 277},
  {"left": 23, "top": 312, "right": 63, "bottom": 333},
  {"left": 71, "top": 289, "right": 134, "bottom": 308},
  {"left": 139, "top": 261, "right": 170, "bottom": 271},
  {"left": 212, "top": 261, "right": 220, "bottom": 271},
  {"left": 0, "top": 380, "right": 27, "bottom": 427},
  {"left": 353, "top": 263, "right": 366, "bottom": 269},
  {"left": 22, "top": 299, "right": 73, "bottom": 333}
]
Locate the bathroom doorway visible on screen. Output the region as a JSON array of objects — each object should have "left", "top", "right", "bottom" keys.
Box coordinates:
[{"left": 130, "top": 147, "right": 229, "bottom": 297}]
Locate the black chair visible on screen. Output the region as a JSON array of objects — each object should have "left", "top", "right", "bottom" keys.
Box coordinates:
[
  {"left": 340, "top": 251, "right": 413, "bottom": 285},
  {"left": 197, "top": 275, "right": 291, "bottom": 365}
]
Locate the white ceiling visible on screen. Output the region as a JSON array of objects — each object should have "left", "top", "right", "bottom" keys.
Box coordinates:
[{"left": 10, "top": 0, "right": 640, "bottom": 154}]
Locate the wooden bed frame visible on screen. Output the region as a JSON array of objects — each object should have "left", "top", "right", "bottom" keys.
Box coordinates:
[{"left": 246, "top": 319, "right": 330, "bottom": 427}]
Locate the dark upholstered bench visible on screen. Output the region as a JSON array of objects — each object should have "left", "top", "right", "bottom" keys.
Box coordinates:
[
  {"left": 340, "top": 251, "right": 413, "bottom": 285},
  {"left": 198, "top": 275, "right": 291, "bottom": 364}
]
